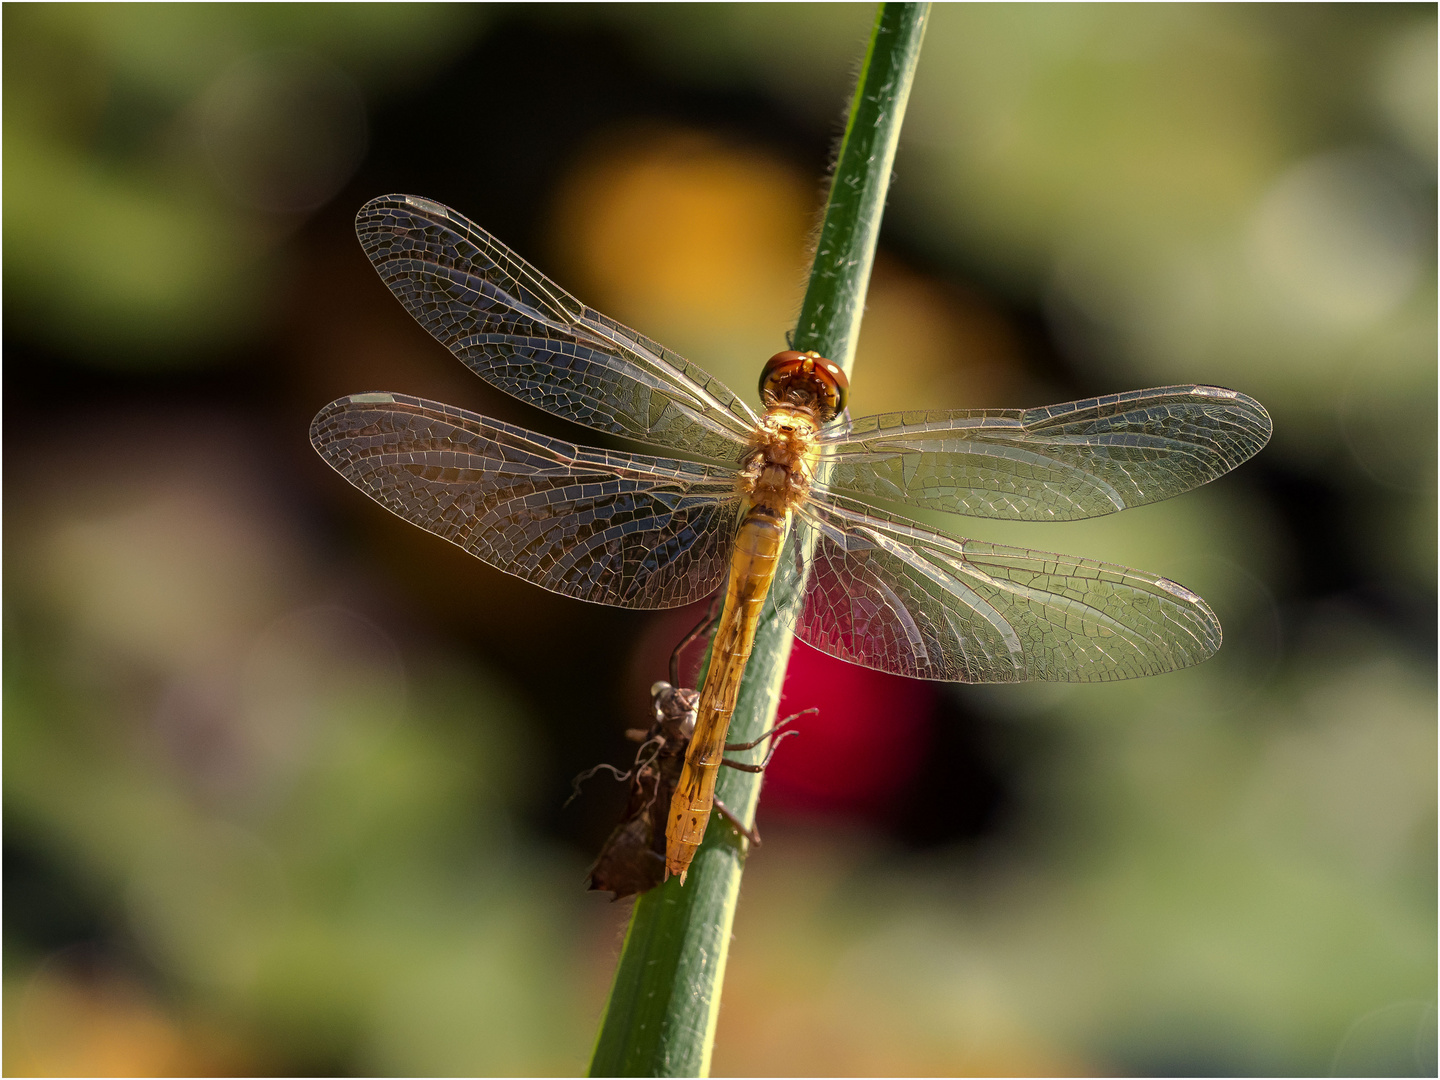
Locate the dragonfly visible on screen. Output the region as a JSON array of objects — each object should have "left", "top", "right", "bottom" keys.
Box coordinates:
[
  {"left": 578, "top": 609, "right": 805, "bottom": 900},
  {"left": 310, "top": 194, "right": 1272, "bottom": 882}
]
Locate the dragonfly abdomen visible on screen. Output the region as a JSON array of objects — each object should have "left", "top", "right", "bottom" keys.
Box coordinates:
[{"left": 664, "top": 505, "right": 789, "bottom": 881}]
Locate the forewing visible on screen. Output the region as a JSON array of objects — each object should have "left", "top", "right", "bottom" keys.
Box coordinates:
[
  {"left": 792, "top": 495, "right": 1221, "bottom": 682},
  {"left": 310, "top": 393, "right": 738, "bottom": 608},
  {"left": 355, "top": 195, "right": 756, "bottom": 463},
  {"left": 819, "top": 385, "right": 1272, "bottom": 520}
]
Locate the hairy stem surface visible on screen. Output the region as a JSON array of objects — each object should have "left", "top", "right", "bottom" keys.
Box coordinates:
[{"left": 588, "top": 6, "right": 929, "bottom": 1075}]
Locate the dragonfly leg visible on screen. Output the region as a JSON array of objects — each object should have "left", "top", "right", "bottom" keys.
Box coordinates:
[
  {"left": 718, "top": 731, "right": 797, "bottom": 773},
  {"left": 721, "top": 758, "right": 760, "bottom": 773},
  {"left": 720, "top": 713, "right": 811, "bottom": 773},
  {"left": 670, "top": 595, "right": 722, "bottom": 687},
  {"left": 724, "top": 706, "right": 816, "bottom": 753},
  {"left": 712, "top": 796, "right": 761, "bottom": 847}
]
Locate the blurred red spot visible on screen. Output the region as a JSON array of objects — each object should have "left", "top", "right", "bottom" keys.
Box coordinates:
[{"left": 760, "top": 643, "right": 934, "bottom": 822}]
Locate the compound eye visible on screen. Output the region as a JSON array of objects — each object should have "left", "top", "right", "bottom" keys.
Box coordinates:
[
  {"left": 811, "top": 355, "right": 849, "bottom": 417},
  {"left": 759, "top": 350, "right": 848, "bottom": 421},
  {"left": 759, "top": 350, "right": 807, "bottom": 395}
]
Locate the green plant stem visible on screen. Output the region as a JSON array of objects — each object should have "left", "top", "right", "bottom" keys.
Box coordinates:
[{"left": 588, "top": 5, "right": 929, "bottom": 1076}]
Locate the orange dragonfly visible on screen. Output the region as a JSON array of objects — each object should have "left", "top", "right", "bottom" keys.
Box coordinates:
[{"left": 310, "top": 194, "right": 1272, "bottom": 882}]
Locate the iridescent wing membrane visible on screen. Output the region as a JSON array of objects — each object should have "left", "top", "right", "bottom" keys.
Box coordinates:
[
  {"left": 790, "top": 497, "right": 1220, "bottom": 682},
  {"left": 818, "top": 386, "right": 1273, "bottom": 521},
  {"left": 312, "top": 194, "right": 1273, "bottom": 682},
  {"left": 311, "top": 392, "right": 738, "bottom": 608},
  {"left": 354, "top": 195, "right": 757, "bottom": 466}
]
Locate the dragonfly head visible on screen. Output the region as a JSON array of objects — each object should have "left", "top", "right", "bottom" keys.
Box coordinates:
[{"left": 760, "top": 350, "right": 848, "bottom": 424}]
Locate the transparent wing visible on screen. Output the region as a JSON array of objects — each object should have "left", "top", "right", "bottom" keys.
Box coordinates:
[
  {"left": 790, "top": 495, "right": 1221, "bottom": 682},
  {"left": 310, "top": 392, "right": 740, "bottom": 608},
  {"left": 355, "top": 195, "right": 757, "bottom": 464},
  {"left": 818, "top": 385, "right": 1272, "bottom": 520}
]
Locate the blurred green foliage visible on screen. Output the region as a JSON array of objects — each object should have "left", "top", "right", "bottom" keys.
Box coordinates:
[{"left": 3, "top": 3, "right": 483, "bottom": 362}]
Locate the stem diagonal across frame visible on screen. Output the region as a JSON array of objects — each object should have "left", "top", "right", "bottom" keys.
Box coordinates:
[{"left": 587, "top": 5, "right": 929, "bottom": 1076}]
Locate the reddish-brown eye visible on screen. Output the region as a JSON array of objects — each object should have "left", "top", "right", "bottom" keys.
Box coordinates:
[{"left": 759, "top": 350, "right": 849, "bottom": 422}]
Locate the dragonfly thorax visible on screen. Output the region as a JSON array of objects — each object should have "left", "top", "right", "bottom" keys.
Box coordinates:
[{"left": 739, "top": 409, "right": 820, "bottom": 514}]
